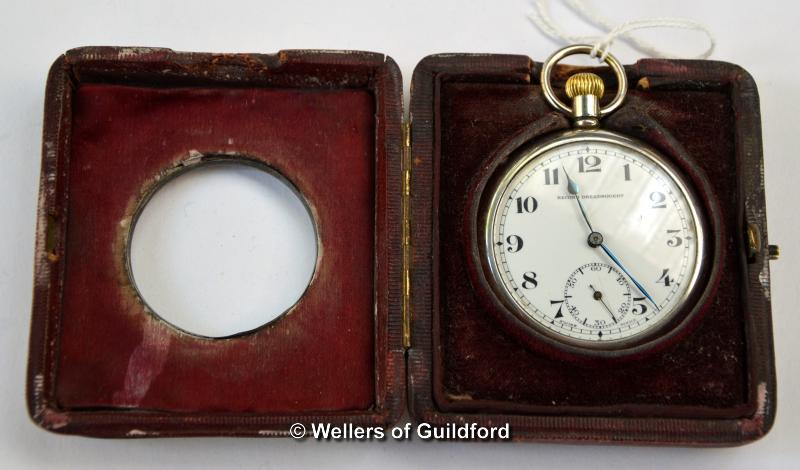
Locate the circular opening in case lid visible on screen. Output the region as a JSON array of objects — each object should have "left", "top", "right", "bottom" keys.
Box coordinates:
[{"left": 129, "top": 160, "right": 318, "bottom": 338}]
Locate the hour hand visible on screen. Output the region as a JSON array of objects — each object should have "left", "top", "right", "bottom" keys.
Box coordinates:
[{"left": 565, "top": 167, "right": 580, "bottom": 195}]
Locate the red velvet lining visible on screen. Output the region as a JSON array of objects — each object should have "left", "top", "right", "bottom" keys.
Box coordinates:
[
  {"left": 436, "top": 82, "right": 749, "bottom": 416},
  {"left": 55, "top": 84, "right": 376, "bottom": 413}
]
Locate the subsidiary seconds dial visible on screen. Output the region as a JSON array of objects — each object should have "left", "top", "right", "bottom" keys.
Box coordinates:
[
  {"left": 563, "top": 262, "right": 631, "bottom": 330},
  {"left": 483, "top": 130, "right": 706, "bottom": 348}
]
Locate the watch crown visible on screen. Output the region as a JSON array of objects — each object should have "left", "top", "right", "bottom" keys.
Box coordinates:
[{"left": 566, "top": 73, "right": 605, "bottom": 99}]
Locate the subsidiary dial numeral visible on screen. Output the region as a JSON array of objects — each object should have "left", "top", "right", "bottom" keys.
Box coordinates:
[
  {"left": 506, "top": 235, "right": 524, "bottom": 252},
  {"left": 515, "top": 196, "right": 538, "bottom": 213},
  {"left": 578, "top": 155, "right": 602, "bottom": 173}
]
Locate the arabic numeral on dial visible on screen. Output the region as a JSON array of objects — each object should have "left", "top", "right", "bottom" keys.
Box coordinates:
[
  {"left": 515, "top": 196, "right": 538, "bottom": 213},
  {"left": 666, "top": 229, "right": 683, "bottom": 247},
  {"left": 521, "top": 271, "right": 538, "bottom": 289},
  {"left": 578, "top": 155, "right": 601, "bottom": 173},
  {"left": 544, "top": 168, "right": 559, "bottom": 185},
  {"left": 550, "top": 300, "right": 565, "bottom": 318},
  {"left": 623, "top": 163, "right": 631, "bottom": 181},
  {"left": 656, "top": 268, "right": 673, "bottom": 287},
  {"left": 631, "top": 297, "right": 649, "bottom": 315},
  {"left": 506, "top": 235, "right": 524, "bottom": 253},
  {"left": 650, "top": 191, "right": 667, "bottom": 208}
]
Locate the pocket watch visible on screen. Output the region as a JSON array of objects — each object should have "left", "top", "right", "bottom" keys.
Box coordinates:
[{"left": 477, "top": 45, "right": 716, "bottom": 356}]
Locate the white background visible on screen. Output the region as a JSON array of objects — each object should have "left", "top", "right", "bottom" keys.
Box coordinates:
[
  {"left": 129, "top": 164, "right": 320, "bottom": 339},
  {"left": 1, "top": 0, "right": 798, "bottom": 468}
]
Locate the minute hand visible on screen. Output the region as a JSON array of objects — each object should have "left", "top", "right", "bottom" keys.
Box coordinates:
[
  {"left": 562, "top": 168, "right": 659, "bottom": 311},
  {"left": 599, "top": 244, "right": 659, "bottom": 311}
]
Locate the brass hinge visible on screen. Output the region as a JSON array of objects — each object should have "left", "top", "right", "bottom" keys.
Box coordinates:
[{"left": 402, "top": 120, "right": 412, "bottom": 349}]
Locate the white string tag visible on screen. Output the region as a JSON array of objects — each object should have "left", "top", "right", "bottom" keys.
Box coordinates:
[{"left": 528, "top": 0, "right": 716, "bottom": 60}]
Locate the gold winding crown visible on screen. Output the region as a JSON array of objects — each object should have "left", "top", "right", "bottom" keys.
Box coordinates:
[{"left": 565, "top": 72, "right": 605, "bottom": 99}]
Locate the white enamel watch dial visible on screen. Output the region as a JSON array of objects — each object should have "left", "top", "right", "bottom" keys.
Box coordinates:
[{"left": 483, "top": 130, "right": 706, "bottom": 348}]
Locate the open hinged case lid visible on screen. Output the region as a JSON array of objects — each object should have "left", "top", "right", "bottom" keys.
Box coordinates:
[
  {"left": 27, "top": 47, "right": 776, "bottom": 444},
  {"left": 28, "top": 47, "right": 406, "bottom": 436}
]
